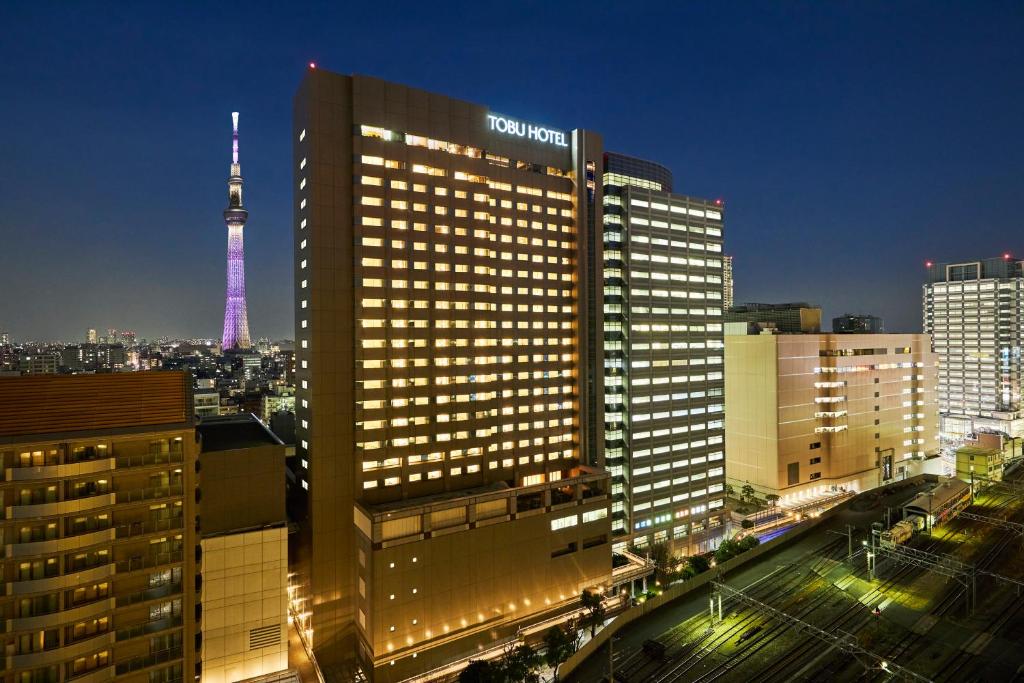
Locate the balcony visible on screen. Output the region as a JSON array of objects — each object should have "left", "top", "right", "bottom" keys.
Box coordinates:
[
  {"left": 10, "top": 632, "right": 115, "bottom": 670},
  {"left": 115, "top": 550, "right": 184, "bottom": 574},
  {"left": 116, "top": 581, "right": 183, "bottom": 609},
  {"left": 115, "top": 615, "right": 183, "bottom": 643},
  {"left": 7, "top": 493, "right": 116, "bottom": 520},
  {"left": 7, "top": 597, "right": 115, "bottom": 632},
  {"left": 8, "top": 527, "right": 116, "bottom": 558},
  {"left": 9, "top": 563, "right": 115, "bottom": 596},
  {"left": 114, "top": 645, "right": 183, "bottom": 676},
  {"left": 114, "top": 516, "right": 184, "bottom": 540},
  {"left": 5, "top": 457, "right": 115, "bottom": 482},
  {"left": 114, "top": 485, "right": 183, "bottom": 505},
  {"left": 115, "top": 450, "right": 184, "bottom": 470}
]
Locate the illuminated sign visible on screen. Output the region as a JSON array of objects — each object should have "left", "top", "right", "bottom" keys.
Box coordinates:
[{"left": 487, "top": 114, "right": 568, "bottom": 147}]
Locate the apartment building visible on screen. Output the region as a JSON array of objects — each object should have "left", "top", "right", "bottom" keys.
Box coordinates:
[{"left": 0, "top": 372, "right": 198, "bottom": 683}]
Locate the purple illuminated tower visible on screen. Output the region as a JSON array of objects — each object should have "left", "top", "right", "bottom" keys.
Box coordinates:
[{"left": 221, "top": 112, "right": 251, "bottom": 350}]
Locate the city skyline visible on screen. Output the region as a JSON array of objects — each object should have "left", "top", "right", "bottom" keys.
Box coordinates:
[
  {"left": 2, "top": 3, "right": 1022, "bottom": 340},
  {"left": 1, "top": 6, "right": 1023, "bottom": 681}
]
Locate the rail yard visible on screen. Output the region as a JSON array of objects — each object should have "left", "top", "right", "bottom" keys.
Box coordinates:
[{"left": 571, "top": 467, "right": 1024, "bottom": 682}]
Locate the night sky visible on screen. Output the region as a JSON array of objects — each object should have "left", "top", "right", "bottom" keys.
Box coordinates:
[{"left": 1, "top": 2, "right": 1021, "bottom": 341}]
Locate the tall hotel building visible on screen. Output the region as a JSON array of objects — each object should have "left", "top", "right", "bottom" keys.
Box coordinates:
[
  {"left": 924, "top": 257, "right": 1024, "bottom": 438},
  {"left": 600, "top": 154, "right": 727, "bottom": 555},
  {"left": 291, "top": 71, "right": 613, "bottom": 680}
]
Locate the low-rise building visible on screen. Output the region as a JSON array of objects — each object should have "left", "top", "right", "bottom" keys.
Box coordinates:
[
  {"left": 725, "top": 328, "right": 940, "bottom": 503},
  {"left": 726, "top": 302, "right": 822, "bottom": 334},
  {"left": 197, "top": 414, "right": 290, "bottom": 683},
  {"left": 956, "top": 444, "right": 1003, "bottom": 484}
]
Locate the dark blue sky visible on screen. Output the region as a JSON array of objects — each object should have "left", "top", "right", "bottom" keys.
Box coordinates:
[{"left": 1, "top": 2, "right": 1021, "bottom": 341}]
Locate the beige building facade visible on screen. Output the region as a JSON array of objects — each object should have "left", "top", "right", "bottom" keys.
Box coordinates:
[{"left": 725, "top": 330, "right": 939, "bottom": 503}]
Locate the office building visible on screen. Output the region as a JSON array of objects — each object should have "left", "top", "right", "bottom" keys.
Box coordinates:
[
  {"left": 87, "top": 329, "right": 98, "bottom": 344},
  {"left": 18, "top": 352, "right": 59, "bottom": 375},
  {"left": 0, "top": 372, "right": 199, "bottom": 683},
  {"left": 194, "top": 390, "right": 222, "bottom": 418},
  {"left": 725, "top": 329, "right": 939, "bottom": 502},
  {"left": 292, "top": 70, "right": 612, "bottom": 680},
  {"left": 833, "top": 313, "right": 884, "bottom": 334},
  {"left": 723, "top": 255, "right": 733, "bottom": 310},
  {"left": 61, "top": 343, "right": 128, "bottom": 372},
  {"left": 600, "top": 152, "right": 727, "bottom": 555},
  {"left": 924, "top": 256, "right": 1023, "bottom": 438},
  {"left": 222, "top": 112, "right": 253, "bottom": 351},
  {"left": 261, "top": 385, "right": 296, "bottom": 422},
  {"left": 726, "top": 302, "right": 821, "bottom": 334},
  {"left": 1, "top": 331, "right": 9, "bottom": 345}
]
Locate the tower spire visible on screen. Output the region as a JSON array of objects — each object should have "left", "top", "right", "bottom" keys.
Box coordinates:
[
  {"left": 232, "top": 111, "right": 239, "bottom": 165},
  {"left": 221, "top": 112, "right": 251, "bottom": 350}
]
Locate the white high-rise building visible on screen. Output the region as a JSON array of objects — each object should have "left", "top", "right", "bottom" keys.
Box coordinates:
[
  {"left": 601, "top": 152, "right": 727, "bottom": 556},
  {"left": 924, "top": 256, "right": 1023, "bottom": 438}
]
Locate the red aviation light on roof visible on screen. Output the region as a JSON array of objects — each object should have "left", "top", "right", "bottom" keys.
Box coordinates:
[
  {"left": 925, "top": 261, "right": 933, "bottom": 268},
  {"left": 714, "top": 198, "right": 723, "bottom": 206},
  {"left": 1004, "top": 253, "right": 1012, "bottom": 260},
  {"left": 309, "top": 62, "right": 317, "bottom": 69}
]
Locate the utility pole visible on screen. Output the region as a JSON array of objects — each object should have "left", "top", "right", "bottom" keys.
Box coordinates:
[
  {"left": 846, "top": 524, "right": 853, "bottom": 563},
  {"left": 608, "top": 636, "right": 615, "bottom": 683}
]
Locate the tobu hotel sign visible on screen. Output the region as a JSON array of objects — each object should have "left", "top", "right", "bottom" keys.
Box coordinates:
[{"left": 487, "top": 113, "right": 569, "bottom": 147}]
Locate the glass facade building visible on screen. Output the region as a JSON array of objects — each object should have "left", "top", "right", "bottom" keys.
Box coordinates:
[
  {"left": 924, "top": 257, "right": 1024, "bottom": 438},
  {"left": 601, "top": 152, "right": 727, "bottom": 555}
]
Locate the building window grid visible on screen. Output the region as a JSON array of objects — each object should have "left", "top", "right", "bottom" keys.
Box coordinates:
[
  {"left": 602, "top": 179, "right": 725, "bottom": 547},
  {"left": 351, "top": 134, "right": 582, "bottom": 492}
]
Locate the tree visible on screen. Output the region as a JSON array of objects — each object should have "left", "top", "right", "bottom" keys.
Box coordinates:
[
  {"left": 738, "top": 535, "right": 760, "bottom": 552},
  {"left": 581, "top": 590, "right": 606, "bottom": 636},
  {"left": 714, "top": 539, "right": 739, "bottom": 564},
  {"left": 765, "top": 493, "right": 780, "bottom": 509},
  {"left": 685, "top": 554, "right": 710, "bottom": 577},
  {"left": 460, "top": 660, "right": 497, "bottom": 683},
  {"left": 647, "top": 541, "right": 678, "bottom": 584},
  {"left": 724, "top": 483, "right": 735, "bottom": 499},
  {"left": 740, "top": 519, "right": 755, "bottom": 530},
  {"left": 543, "top": 626, "right": 575, "bottom": 681},
  {"left": 741, "top": 483, "right": 755, "bottom": 503},
  {"left": 499, "top": 643, "right": 542, "bottom": 683}
]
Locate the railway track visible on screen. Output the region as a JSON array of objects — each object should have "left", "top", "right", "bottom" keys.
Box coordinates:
[
  {"left": 719, "top": 479, "right": 1024, "bottom": 683},
  {"left": 612, "top": 538, "right": 850, "bottom": 683},
  {"left": 604, "top": 472, "right": 1024, "bottom": 683}
]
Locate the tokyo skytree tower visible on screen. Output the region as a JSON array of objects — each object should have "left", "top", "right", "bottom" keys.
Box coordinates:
[{"left": 221, "top": 112, "right": 252, "bottom": 350}]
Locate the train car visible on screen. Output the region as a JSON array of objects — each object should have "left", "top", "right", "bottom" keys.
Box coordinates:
[
  {"left": 903, "top": 477, "right": 972, "bottom": 530},
  {"left": 880, "top": 519, "right": 916, "bottom": 546}
]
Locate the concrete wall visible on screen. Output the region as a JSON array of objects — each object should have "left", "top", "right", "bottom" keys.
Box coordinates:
[
  {"left": 201, "top": 442, "right": 285, "bottom": 535},
  {"left": 200, "top": 526, "right": 289, "bottom": 683},
  {"left": 724, "top": 334, "right": 779, "bottom": 490}
]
